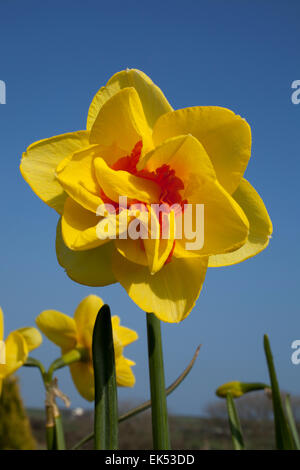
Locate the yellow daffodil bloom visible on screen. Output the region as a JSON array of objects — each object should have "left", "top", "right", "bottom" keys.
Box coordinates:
[
  {"left": 0, "top": 307, "right": 42, "bottom": 395},
  {"left": 21, "top": 69, "right": 272, "bottom": 323},
  {"left": 35, "top": 295, "right": 138, "bottom": 401}
]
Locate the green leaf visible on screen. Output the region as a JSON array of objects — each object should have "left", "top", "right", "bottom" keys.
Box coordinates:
[
  {"left": 92, "top": 304, "right": 118, "bottom": 450},
  {"left": 226, "top": 393, "right": 245, "bottom": 450},
  {"left": 285, "top": 394, "right": 300, "bottom": 450},
  {"left": 146, "top": 313, "right": 170, "bottom": 450},
  {"left": 71, "top": 345, "right": 201, "bottom": 450},
  {"left": 263, "top": 334, "right": 295, "bottom": 450}
]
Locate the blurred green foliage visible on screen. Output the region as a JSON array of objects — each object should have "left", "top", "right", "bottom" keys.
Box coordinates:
[{"left": 0, "top": 375, "right": 37, "bottom": 450}]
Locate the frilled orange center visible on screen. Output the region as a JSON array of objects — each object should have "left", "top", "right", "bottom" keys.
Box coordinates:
[
  {"left": 99, "top": 141, "right": 186, "bottom": 265},
  {"left": 111, "top": 141, "right": 185, "bottom": 207}
]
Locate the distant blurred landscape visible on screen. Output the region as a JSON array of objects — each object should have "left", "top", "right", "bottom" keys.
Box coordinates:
[{"left": 28, "top": 392, "right": 300, "bottom": 450}]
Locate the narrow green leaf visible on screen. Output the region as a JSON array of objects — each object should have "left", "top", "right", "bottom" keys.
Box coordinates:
[
  {"left": 226, "top": 393, "right": 245, "bottom": 450},
  {"left": 71, "top": 345, "right": 201, "bottom": 450},
  {"left": 263, "top": 334, "right": 295, "bottom": 450},
  {"left": 92, "top": 304, "right": 118, "bottom": 450},
  {"left": 285, "top": 394, "right": 300, "bottom": 450},
  {"left": 146, "top": 313, "right": 170, "bottom": 450}
]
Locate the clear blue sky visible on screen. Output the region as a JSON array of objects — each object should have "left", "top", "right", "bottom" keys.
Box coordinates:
[{"left": 0, "top": 0, "right": 299, "bottom": 416}]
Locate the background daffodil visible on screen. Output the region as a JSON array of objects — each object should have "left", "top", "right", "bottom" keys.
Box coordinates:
[
  {"left": 0, "top": 307, "right": 42, "bottom": 395},
  {"left": 21, "top": 69, "right": 272, "bottom": 323},
  {"left": 35, "top": 295, "right": 138, "bottom": 401}
]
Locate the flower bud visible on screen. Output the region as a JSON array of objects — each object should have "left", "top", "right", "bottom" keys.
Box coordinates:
[{"left": 216, "top": 381, "right": 269, "bottom": 398}]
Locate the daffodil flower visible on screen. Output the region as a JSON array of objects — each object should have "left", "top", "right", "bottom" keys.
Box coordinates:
[
  {"left": 0, "top": 307, "right": 42, "bottom": 395},
  {"left": 21, "top": 69, "right": 272, "bottom": 323},
  {"left": 216, "top": 381, "right": 269, "bottom": 398},
  {"left": 35, "top": 295, "right": 138, "bottom": 401}
]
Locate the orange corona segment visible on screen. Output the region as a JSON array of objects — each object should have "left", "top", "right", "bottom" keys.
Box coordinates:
[{"left": 98, "top": 140, "right": 186, "bottom": 265}]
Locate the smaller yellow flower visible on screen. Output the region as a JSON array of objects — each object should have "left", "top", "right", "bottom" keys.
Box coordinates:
[
  {"left": 216, "top": 380, "right": 269, "bottom": 398},
  {"left": 35, "top": 295, "right": 138, "bottom": 401},
  {"left": 0, "top": 307, "right": 42, "bottom": 395}
]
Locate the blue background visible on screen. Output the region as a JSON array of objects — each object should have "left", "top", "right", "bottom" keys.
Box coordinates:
[{"left": 0, "top": 0, "right": 299, "bottom": 415}]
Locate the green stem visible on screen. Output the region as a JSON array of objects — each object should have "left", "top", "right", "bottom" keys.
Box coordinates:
[
  {"left": 46, "top": 422, "right": 55, "bottom": 450},
  {"left": 71, "top": 345, "right": 201, "bottom": 450},
  {"left": 263, "top": 334, "right": 295, "bottom": 450},
  {"left": 54, "top": 414, "right": 66, "bottom": 450},
  {"left": 226, "top": 393, "right": 245, "bottom": 450},
  {"left": 285, "top": 394, "right": 300, "bottom": 450},
  {"left": 146, "top": 312, "right": 170, "bottom": 450}
]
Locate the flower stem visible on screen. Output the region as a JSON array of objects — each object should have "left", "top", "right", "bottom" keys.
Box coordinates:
[
  {"left": 226, "top": 393, "right": 245, "bottom": 450},
  {"left": 71, "top": 345, "right": 201, "bottom": 450},
  {"left": 146, "top": 312, "right": 170, "bottom": 450}
]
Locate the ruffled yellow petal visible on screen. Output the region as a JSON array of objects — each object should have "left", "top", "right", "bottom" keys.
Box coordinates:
[
  {"left": 115, "top": 238, "right": 148, "bottom": 267},
  {"left": 56, "top": 144, "right": 103, "bottom": 213},
  {"left": 143, "top": 207, "right": 175, "bottom": 274},
  {"left": 87, "top": 69, "right": 172, "bottom": 132},
  {"left": 20, "top": 131, "right": 90, "bottom": 214},
  {"left": 0, "top": 307, "right": 3, "bottom": 341},
  {"left": 144, "top": 135, "right": 249, "bottom": 257},
  {"left": 56, "top": 219, "right": 117, "bottom": 287},
  {"left": 153, "top": 107, "right": 251, "bottom": 194},
  {"left": 112, "top": 250, "right": 208, "bottom": 323},
  {"left": 69, "top": 361, "right": 94, "bottom": 401},
  {"left": 35, "top": 310, "right": 77, "bottom": 351},
  {"left": 209, "top": 179, "right": 273, "bottom": 267},
  {"left": 16, "top": 327, "right": 42, "bottom": 352},
  {"left": 74, "top": 295, "right": 103, "bottom": 350},
  {"left": 115, "top": 356, "right": 136, "bottom": 387},
  {"left": 94, "top": 157, "right": 160, "bottom": 204},
  {"left": 0, "top": 332, "right": 28, "bottom": 378},
  {"left": 61, "top": 197, "right": 108, "bottom": 251},
  {"left": 90, "top": 87, "right": 153, "bottom": 154}
]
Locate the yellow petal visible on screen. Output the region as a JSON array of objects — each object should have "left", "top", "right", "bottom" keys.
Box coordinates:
[
  {"left": 61, "top": 197, "right": 108, "bottom": 251},
  {"left": 56, "top": 144, "right": 103, "bottom": 213},
  {"left": 20, "top": 131, "right": 90, "bottom": 214},
  {"left": 144, "top": 135, "right": 249, "bottom": 257},
  {"left": 114, "top": 324, "right": 138, "bottom": 348},
  {"left": 35, "top": 310, "right": 77, "bottom": 351},
  {"left": 74, "top": 295, "right": 103, "bottom": 350},
  {"left": 153, "top": 107, "right": 251, "bottom": 194},
  {"left": 175, "top": 180, "right": 249, "bottom": 257},
  {"left": 115, "top": 356, "right": 136, "bottom": 387},
  {"left": 16, "top": 327, "right": 42, "bottom": 352},
  {"left": 115, "top": 238, "right": 148, "bottom": 267},
  {"left": 209, "top": 179, "right": 273, "bottom": 267},
  {"left": 94, "top": 157, "right": 160, "bottom": 203},
  {"left": 90, "top": 87, "right": 153, "bottom": 154},
  {"left": 56, "top": 219, "right": 117, "bottom": 287},
  {"left": 111, "top": 315, "right": 138, "bottom": 358},
  {"left": 112, "top": 250, "right": 208, "bottom": 323},
  {"left": 143, "top": 207, "right": 175, "bottom": 274},
  {"left": 0, "top": 307, "right": 3, "bottom": 341},
  {"left": 87, "top": 69, "right": 172, "bottom": 132},
  {"left": 69, "top": 361, "right": 94, "bottom": 401},
  {"left": 0, "top": 379, "right": 2, "bottom": 396},
  {"left": 0, "top": 332, "right": 28, "bottom": 378}
]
